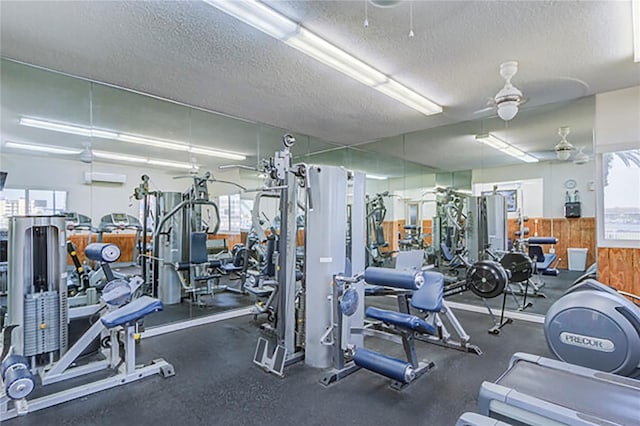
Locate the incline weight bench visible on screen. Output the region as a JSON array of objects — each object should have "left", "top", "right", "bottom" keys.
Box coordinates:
[{"left": 0, "top": 243, "right": 174, "bottom": 420}]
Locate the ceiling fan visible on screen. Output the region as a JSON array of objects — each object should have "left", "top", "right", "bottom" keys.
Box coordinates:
[
  {"left": 474, "top": 61, "right": 527, "bottom": 121},
  {"left": 554, "top": 126, "right": 575, "bottom": 161},
  {"left": 79, "top": 142, "right": 93, "bottom": 163}
]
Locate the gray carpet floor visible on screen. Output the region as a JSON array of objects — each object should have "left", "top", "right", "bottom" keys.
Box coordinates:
[{"left": 9, "top": 306, "right": 551, "bottom": 426}]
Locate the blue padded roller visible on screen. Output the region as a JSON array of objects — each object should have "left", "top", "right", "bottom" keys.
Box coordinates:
[
  {"left": 364, "top": 267, "right": 423, "bottom": 290},
  {"left": 85, "top": 243, "right": 121, "bottom": 263},
  {"left": 353, "top": 347, "right": 414, "bottom": 383},
  {"left": 101, "top": 296, "right": 163, "bottom": 328},
  {"left": 528, "top": 237, "right": 558, "bottom": 245},
  {"left": 366, "top": 307, "right": 436, "bottom": 335},
  {"left": 411, "top": 271, "right": 444, "bottom": 312}
]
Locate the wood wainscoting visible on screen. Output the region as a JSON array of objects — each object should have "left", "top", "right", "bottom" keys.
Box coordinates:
[
  {"left": 376, "top": 216, "right": 596, "bottom": 268},
  {"left": 507, "top": 217, "right": 596, "bottom": 270},
  {"left": 598, "top": 247, "right": 640, "bottom": 295}
]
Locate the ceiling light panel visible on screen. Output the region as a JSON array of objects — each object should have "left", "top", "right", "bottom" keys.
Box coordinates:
[
  {"left": 203, "top": 0, "right": 442, "bottom": 116},
  {"left": 365, "top": 174, "right": 388, "bottom": 180},
  {"left": 286, "top": 28, "right": 387, "bottom": 87},
  {"left": 19, "top": 117, "right": 246, "bottom": 160},
  {"left": 203, "top": 0, "right": 298, "bottom": 39},
  {"left": 4, "top": 141, "right": 82, "bottom": 155},
  {"left": 475, "top": 133, "right": 539, "bottom": 163}
]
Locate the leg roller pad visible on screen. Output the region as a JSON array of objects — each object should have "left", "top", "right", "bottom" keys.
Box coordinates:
[{"left": 353, "top": 348, "right": 414, "bottom": 383}]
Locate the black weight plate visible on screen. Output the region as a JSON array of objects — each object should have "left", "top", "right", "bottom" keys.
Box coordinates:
[
  {"left": 467, "top": 260, "right": 508, "bottom": 299},
  {"left": 500, "top": 252, "right": 533, "bottom": 282}
]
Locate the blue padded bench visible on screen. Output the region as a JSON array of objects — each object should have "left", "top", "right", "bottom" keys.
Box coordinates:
[
  {"left": 366, "top": 307, "right": 436, "bottom": 335},
  {"left": 101, "top": 296, "right": 163, "bottom": 329},
  {"left": 363, "top": 267, "right": 444, "bottom": 334},
  {"left": 528, "top": 245, "right": 556, "bottom": 272}
]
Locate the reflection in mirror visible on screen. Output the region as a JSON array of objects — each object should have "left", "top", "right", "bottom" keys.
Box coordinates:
[
  {"left": 0, "top": 59, "right": 335, "bottom": 330},
  {"left": 352, "top": 96, "right": 596, "bottom": 326}
]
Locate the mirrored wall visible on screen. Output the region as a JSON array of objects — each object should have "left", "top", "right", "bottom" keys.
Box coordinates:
[{"left": 0, "top": 58, "right": 597, "bottom": 330}]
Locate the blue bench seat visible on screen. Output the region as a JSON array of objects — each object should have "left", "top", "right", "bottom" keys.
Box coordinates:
[
  {"left": 101, "top": 296, "right": 163, "bottom": 328},
  {"left": 366, "top": 306, "right": 436, "bottom": 335}
]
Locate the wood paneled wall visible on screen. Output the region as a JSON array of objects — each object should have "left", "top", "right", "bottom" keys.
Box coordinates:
[
  {"left": 598, "top": 247, "right": 640, "bottom": 295},
  {"left": 507, "top": 217, "right": 596, "bottom": 269},
  {"left": 376, "top": 216, "right": 596, "bottom": 269}
]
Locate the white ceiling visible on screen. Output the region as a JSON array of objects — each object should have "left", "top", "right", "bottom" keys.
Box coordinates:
[
  {"left": 1, "top": 0, "right": 638, "bottom": 148},
  {"left": 0, "top": 1, "right": 640, "bottom": 175}
]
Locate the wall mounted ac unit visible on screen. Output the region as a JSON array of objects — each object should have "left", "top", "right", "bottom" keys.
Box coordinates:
[{"left": 83, "top": 172, "right": 127, "bottom": 184}]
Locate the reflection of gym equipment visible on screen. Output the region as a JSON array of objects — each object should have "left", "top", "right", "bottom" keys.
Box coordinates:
[
  {"left": 475, "top": 353, "right": 640, "bottom": 425},
  {"left": 0, "top": 230, "right": 7, "bottom": 295},
  {"left": 545, "top": 279, "right": 640, "bottom": 377},
  {"left": 0, "top": 216, "right": 173, "bottom": 420},
  {"left": 97, "top": 213, "right": 143, "bottom": 265},
  {"left": 399, "top": 225, "right": 424, "bottom": 251},
  {"left": 135, "top": 172, "right": 226, "bottom": 306},
  {"left": 501, "top": 237, "right": 557, "bottom": 306},
  {"left": 62, "top": 211, "right": 93, "bottom": 231},
  {"left": 365, "top": 191, "right": 393, "bottom": 267}
]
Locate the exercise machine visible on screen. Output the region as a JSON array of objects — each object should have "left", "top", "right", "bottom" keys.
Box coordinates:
[
  {"left": 545, "top": 279, "right": 640, "bottom": 377},
  {"left": 322, "top": 267, "right": 444, "bottom": 390},
  {"left": 252, "top": 134, "right": 367, "bottom": 377},
  {"left": 0, "top": 216, "right": 173, "bottom": 420},
  {"left": 476, "top": 353, "right": 640, "bottom": 425},
  {"left": 365, "top": 191, "right": 393, "bottom": 267},
  {"left": 97, "top": 213, "right": 144, "bottom": 265},
  {"left": 134, "top": 172, "right": 228, "bottom": 305}
]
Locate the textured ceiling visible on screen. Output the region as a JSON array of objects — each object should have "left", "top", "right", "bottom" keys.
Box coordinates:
[{"left": 1, "top": 0, "right": 638, "bottom": 147}]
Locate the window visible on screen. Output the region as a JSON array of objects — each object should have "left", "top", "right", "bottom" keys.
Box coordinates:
[
  {"left": 602, "top": 148, "right": 640, "bottom": 242},
  {"left": 240, "top": 199, "right": 254, "bottom": 230},
  {"left": 218, "top": 193, "right": 242, "bottom": 234},
  {"left": 0, "top": 189, "right": 67, "bottom": 229}
]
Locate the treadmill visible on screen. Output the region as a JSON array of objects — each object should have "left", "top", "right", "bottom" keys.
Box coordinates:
[{"left": 478, "top": 353, "right": 640, "bottom": 426}]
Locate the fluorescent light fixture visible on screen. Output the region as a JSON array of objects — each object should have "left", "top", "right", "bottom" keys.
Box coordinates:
[
  {"left": 117, "top": 134, "right": 189, "bottom": 152},
  {"left": 203, "top": 0, "right": 298, "bottom": 39},
  {"left": 93, "top": 150, "right": 195, "bottom": 169},
  {"left": 203, "top": 0, "right": 442, "bottom": 116},
  {"left": 19, "top": 117, "right": 246, "bottom": 160},
  {"left": 366, "top": 174, "right": 388, "bottom": 180},
  {"left": 286, "top": 28, "right": 387, "bottom": 87},
  {"left": 90, "top": 129, "right": 119, "bottom": 139},
  {"left": 188, "top": 146, "right": 246, "bottom": 161},
  {"left": 92, "top": 150, "right": 148, "bottom": 163},
  {"left": 633, "top": 0, "right": 640, "bottom": 62},
  {"left": 475, "top": 133, "right": 539, "bottom": 163},
  {"left": 147, "top": 159, "right": 193, "bottom": 170},
  {"left": 374, "top": 80, "right": 443, "bottom": 115},
  {"left": 20, "top": 117, "right": 92, "bottom": 137},
  {"left": 4, "top": 141, "right": 82, "bottom": 155}
]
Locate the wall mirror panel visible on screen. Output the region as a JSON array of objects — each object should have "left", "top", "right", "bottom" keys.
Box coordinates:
[
  {"left": 1, "top": 59, "right": 338, "bottom": 329},
  {"left": 0, "top": 58, "right": 598, "bottom": 334},
  {"left": 355, "top": 96, "right": 596, "bottom": 321}
]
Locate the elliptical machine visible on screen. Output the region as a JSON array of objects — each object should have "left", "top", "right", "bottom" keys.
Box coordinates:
[{"left": 545, "top": 278, "right": 640, "bottom": 378}]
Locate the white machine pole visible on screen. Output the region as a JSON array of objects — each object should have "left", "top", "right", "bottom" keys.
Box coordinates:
[
  {"left": 305, "top": 165, "right": 348, "bottom": 368},
  {"left": 346, "top": 171, "right": 365, "bottom": 348}
]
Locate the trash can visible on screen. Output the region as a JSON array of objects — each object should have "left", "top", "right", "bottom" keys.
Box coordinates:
[{"left": 568, "top": 248, "right": 588, "bottom": 271}]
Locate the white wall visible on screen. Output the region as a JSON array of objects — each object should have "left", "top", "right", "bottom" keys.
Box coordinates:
[
  {"left": 1, "top": 152, "right": 241, "bottom": 224},
  {"left": 472, "top": 160, "right": 596, "bottom": 218}
]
